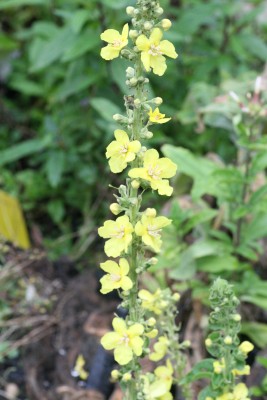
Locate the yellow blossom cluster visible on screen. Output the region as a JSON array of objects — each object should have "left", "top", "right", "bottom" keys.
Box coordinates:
[{"left": 206, "top": 383, "right": 250, "bottom": 400}]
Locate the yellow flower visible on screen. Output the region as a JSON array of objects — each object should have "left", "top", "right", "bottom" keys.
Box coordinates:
[
  {"left": 128, "top": 149, "right": 177, "bottom": 196},
  {"left": 232, "top": 383, "right": 250, "bottom": 400},
  {"left": 101, "top": 317, "right": 144, "bottom": 365},
  {"left": 155, "top": 360, "right": 173, "bottom": 391},
  {"left": 135, "top": 209, "right": 171, "bottom": 252},
  {"left": 100, "top": 24, "right": 129, "bottom": 60},
  {"left": 213, "top": 358, "right": 225, "bottom": 374},
  {"left": 138, "top": 288, "right": 168, "bottom": 314},
  {"left": 106, "top": 130, "right": 141, "bottom": 173},
  {"left": 98, "top": 215, "right": 134, "bottom": 257},
  {"left": 136, "top": 28, "right": 178, "bottom": 76},
  {"left": 149, "top": 336, "right": 169, "bottom": 361},
  {"left": 232, "top": 365, "right": 250, "bottom": 376},
  {"left": 73, "top": 355, "right": 88, "bottom": 380},
  {"left": 99, "top": 258, "right": 133, "bottom": 294},
  {"left": 239, "top": 341, "right": 254, "bottom": 355},
  {"left": 142, "top": 375, "right": 173, "bottom": 400},
  {"left": 148, "top": 107, "right": 171, "bottom": 124}
]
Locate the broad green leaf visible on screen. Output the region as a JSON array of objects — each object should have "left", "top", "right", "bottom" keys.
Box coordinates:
[
  {"left": 242, "top": 214, "right": 267, "bottom": 243},
  {"left": 183, "top": 209, "right": 218, "bottom": 233},
  {"left": 197, "top": 255, "right": 239, "bottom": 273},
  {"left": 47, "top": 200, "right": 65, "bottom": 224},
  {"left": 45, "top": 151, "right": 65, "bottom": 187},
  {"left": 29, "top": 27, "right": 75, "bottom": 71},
  {"left": 0, "top": 138, "right": 49, "bottom": 167},
  {"left": 52, "top": 74, "right": 97, "bottom": 102},
  {"left": 169, "top": 247, "right": 196, "bottom": 280},
  {"left": 91, "top": 98, "right": 121, "bottom": 121},
  {"left": 10, "top": 77, "right": 43, "bottom": 96},
  {"left": 181, "top": 359, "right": 214, "bottom": 384},
  {"left": 241, "top": 322, "right": 267, "bottom": 349},
  {"left": 0, "top": 34, "right": 17, "bottom": 51},
  {"left": 0, "top": 0, "right": 49, "bottom": 9},
  {"left": 70, "top": 10, "right": 91, "bottom": 33},
  {"left": 240, "top": 34, "right": 267, "bottom": 61},
  {"left": 241, "top": 295, "right": 267, "bottom": 311},
  {"left": 62, "top": 29, "right": 99, "bottom": 62}
]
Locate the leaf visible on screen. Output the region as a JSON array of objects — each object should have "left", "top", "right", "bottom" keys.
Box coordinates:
[
  {"left": 47, "top": 200, "right": 65, "bottom": 224},
  {"left": 45, "top": 151, "right": 65, "bottom": 188},
  {"left": 241, "top": 295, "right": 267, "bottom": 311},
  {"left": 10, "top": 77, "right": 43, "bottom": 96},
  {"left": 241, "top": 322, "right": 267, "bottom": 349},
  {"left": 0, "top": 34, "right": 17, "bottom": 51},
  {"left": 0, "top": 0, "right": 49, "bottom": 9},
  {"left": 196, "top": 255, "right": 239, "bottom": 273},
  {"left": 91, "top": 98, "right": 121, "bottom": 121},
  {"left": 169, "top": 247, "right": 196, "bottom": 280},
  {"left": 181, "top": 359, "right": 214, "bottom": 384},
  {"left": 70, "top": 10, "right": 91, "bottom": 33},
  {"left": 52, "top": 74, "right": 97, "bottom": 102},
  {"left": 183, "top": 209, "right": 218, "bottom": 233},
  {"left": 240, "top": 34, "right": 267, "bottom": 61},
  {"left": 99, "top": 0, "right": 135, "bottom": 9},
  {"left": 62, "top": 29, "right": 99, "bottom": 62},
  {"left": 242, "top": 214, "right": 267, "bottom": 243},
  {"left": 29, "top": 27, "right": 75, "bottom": 72},
  {"left": 0, "top": 138, "right": 49, "bottom": 167}
]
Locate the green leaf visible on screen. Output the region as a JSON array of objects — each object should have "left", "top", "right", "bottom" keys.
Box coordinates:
[
  {"left": 169, "top": 247, "right": 196, "bottom": 280},
  {"left": 99, "top": 0, "right": 135, "bottom": 9},
  {"left": 183, "top": 209, "right": 218, "bottom": 233},
  {"left": 70, "top": 10, "right": 91, "bottom": 33},
  {"left": 181, "top": 359, "right": 214, "bottom": 384},
  {"left": 241, "top": 295, "right": 267, "bottom": 311},
  {"left": 10, "top": 77, "right": 43, "bottom": 96},
  {"left": 47, "top": 200, "right": 65, "bottom": 224},
  {"left": 91, "top": 98, "right": 121, "bottom": 121},
  {"left": 0, "top": 0, "right": 49, "bottom": 9},
  {"left": 52, "top": 74, "right": 97, "bottom": 102},
  {"left": 241, "top": 322, "right": 267, "bottom": 349},
  {"left": 240, "top": 34, "right": 267, "bottom": 61},
  {"left": 0, "top": 138, "right": 49, "bottom": 167},
  {"left": 62, "top": 29, "right": 99, "bottom": 62},
  {"left": 45, "top": 151, "right": 65, "bottom": 187},
  {"left": 29, "top": 27, "right": 75, "bottom": 71},
  {"left": 197, "top": 255, "right": 239, "bottom": 273},
  {"left": 0, "top": 34, "right": 17, "bottom": 51}
]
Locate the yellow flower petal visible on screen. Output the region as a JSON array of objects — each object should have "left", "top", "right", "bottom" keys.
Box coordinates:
[
  {"left": 113, "top": 317, "right": 127, "bottom": 334},
  {"left": 150, "top": 54, "right": 167, "bottom": 76},
  {"left": 160, "top": 40, "right": 178, "bottom": 58},
  {"left": 128, "top": 323, "right": 144, "bottom": 336},
  {"left": 151, "top": 179, "right": 173, "bottom": 196},
  {"left": 114, "top": 129, "right": 129, "bottom": 143},
  {"left": 136, "top": 34, "right": 150, "bottom": 51},
  {"left": 119, "top": 258, "right": 129, "bottom": 275},
  {"left": 120, "top": 276, "right": 133, "bottom": 291},
  {"left": 114, "top": 345, "right": 133, "bottom": 365},
  {"left": 101, "top": 331, "right": 120, "bottom": 350},
  {"left": 104, "top": 238, "right": 125, "bottom": 257},
  {"left": 141, "top": 51, "right": 151, "bottom": 71},
  {"left": 101, "top": 29, "right": 120, "bottom": 43},
  {"left": 100, "top": 46, "right": 120, "bottom": 60},
  {"left": 143, "top": 148, "right": 159, "bottom": 166},
  {"left": 121, "top": 24, "right": 129, "bottom": 41},
  {"left": 157, "top": 158, "right": 177, "bottom": 178},
  {"left": 131, "top": 336, "right": 144, "bottom": 356},
  {"left": 150, "top": 28, "right": 163, "bottom": 44}
]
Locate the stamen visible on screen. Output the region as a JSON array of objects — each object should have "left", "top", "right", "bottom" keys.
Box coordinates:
[{"left": 148, "top": 44, "right": 162, "bottom": 56}]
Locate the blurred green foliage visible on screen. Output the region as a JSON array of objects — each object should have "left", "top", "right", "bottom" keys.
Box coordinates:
[{"left": 0, "top": 0, "right": 266, "bottom": 258}]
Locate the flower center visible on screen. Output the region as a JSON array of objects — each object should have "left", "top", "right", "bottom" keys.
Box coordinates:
[
  {"left": 120, "top": 144, "right": 128, "bottom": 154},
  {"left": 110, "top": 273, "right": 121, "bottom": 282},
  {"left": 112, "top": 38, "right": 123, "bottom": 48},
  {"left": 147, "top": 165, "right": 162, "bottom": 180},
  {"left": 112, "top": 225, "right": 125, "bottom": 239},
  {"left": 147, "top": 225, "right": 161, "bottom": 237},
  {"left": 119, "top": 333, "right": 130, "bottom": 345},
  {"left": 148, "top": 44, "right": 162, "bottom": 56}
]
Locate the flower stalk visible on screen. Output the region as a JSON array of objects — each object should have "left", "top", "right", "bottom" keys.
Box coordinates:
[{"left": 98, "top": 1, "right": 191, "bottom": 399}]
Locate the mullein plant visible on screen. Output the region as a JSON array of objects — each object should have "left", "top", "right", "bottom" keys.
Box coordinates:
[
  {"left": 191, "top": 278, "right": 254, "bottom": 400},
  {"left": 97, "top": 1, "right": 191, "bottom": 399}
]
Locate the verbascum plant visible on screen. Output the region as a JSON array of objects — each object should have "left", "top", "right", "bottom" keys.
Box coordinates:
[
  {"left": 201, "top": 278, "right": 253, "bottom": 400},
  {"left": 98, "top": 1, "right": 191, "bottom": 399}
]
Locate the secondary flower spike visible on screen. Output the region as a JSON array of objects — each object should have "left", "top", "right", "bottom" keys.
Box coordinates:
[
  {"left": 100, "top": 24, "right": 129, "bottom": 60},
  {"left": 136, "top": 28, "right": 178, "bottom": 76},
  {"left": 101, "top": 317, "right": 144, "bottom": 365},
  {"left": 100, "top": 258, "right": 133, "bottom": 294},
  {"left": 106, "top": 130, "right": 141, "bottom": 173},
  {"left": 98, "top": 215, "right": 133, "bottom": 257},
  {"left": 129, "top": 149, "right": 177, "bottom": 196}
]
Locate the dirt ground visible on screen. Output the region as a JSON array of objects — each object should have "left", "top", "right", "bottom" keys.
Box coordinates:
[{"left": 0, "top": 246, "right": 266, "bottom": 400}]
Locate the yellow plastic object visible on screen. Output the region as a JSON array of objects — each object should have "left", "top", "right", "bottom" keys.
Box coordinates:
[{"left": 0, "top": 190, "right": 30, "bottom": 249}]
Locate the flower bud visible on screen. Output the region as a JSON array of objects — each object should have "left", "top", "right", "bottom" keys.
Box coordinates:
[
  {"left": 172, "top": 293, "right": 180, "bottom": 301},
  {"left": 155, "top": 7, "right": 164, "bottom": 15},
  {"left": 147, "top": 317, "right": 156, "bottom": 326},
  {"left": 110, "top": 203, "right": 121, "bottom": 215},
  {"left": 129, "top": 29, "right": 138, "bottom": 39},
  {"left": 122, "top": 373, "right": 132, "bottom": 381},
  {"left": 146, "top": 328, "right": 158, "bottom": 338},
  {"left": 239, "top": 341, "right": 254, "bottom": 354},
  {"left": 129, "top": 77, "right": 138, "bottom": 87},
  {"left": 111, "top": 369, "right": 120, "bottom": 380},
  {"left": 131, "top": 180, "right": 140, "bottom": 189},
  {"left": 149, "top": 257, "right": 158, "bottom": 265},
  {"left": 134, "top": 98, "right": 141, "bottom": 106},
  {"left": 182, "top": 340, "right": 191, "bottom": 348},
  {"left": 145, "top": 131, "right": 153, "bottom": 139},
  {"left": 161, "top": 19, "right": 172, "bottom": 30},
  {"left": 145, "top": 208, "right": 157, "bottom": 217},
  {"left": 224, "top": 336, "right": 233, "bottom": 345},
  {"left": 144, "top": 21, "right": 153, "bottom": 30},
  {"left": 205, "top": 338, "right": 212, "bottom": 347},
  {"left": 232, "top": 313, "right": 241, "bottom": 322},
  {"left": 154, "top": 97, "right": 163, "bottom": 105},
  {"left": 126, "top": 6, "right": 135, "bottom": 15},
  {"left": 133, "top": 8, "right": 139, "bottom": 15},
  {"left": 126, "top": 67, "right": 135, "bottom": 78}
]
